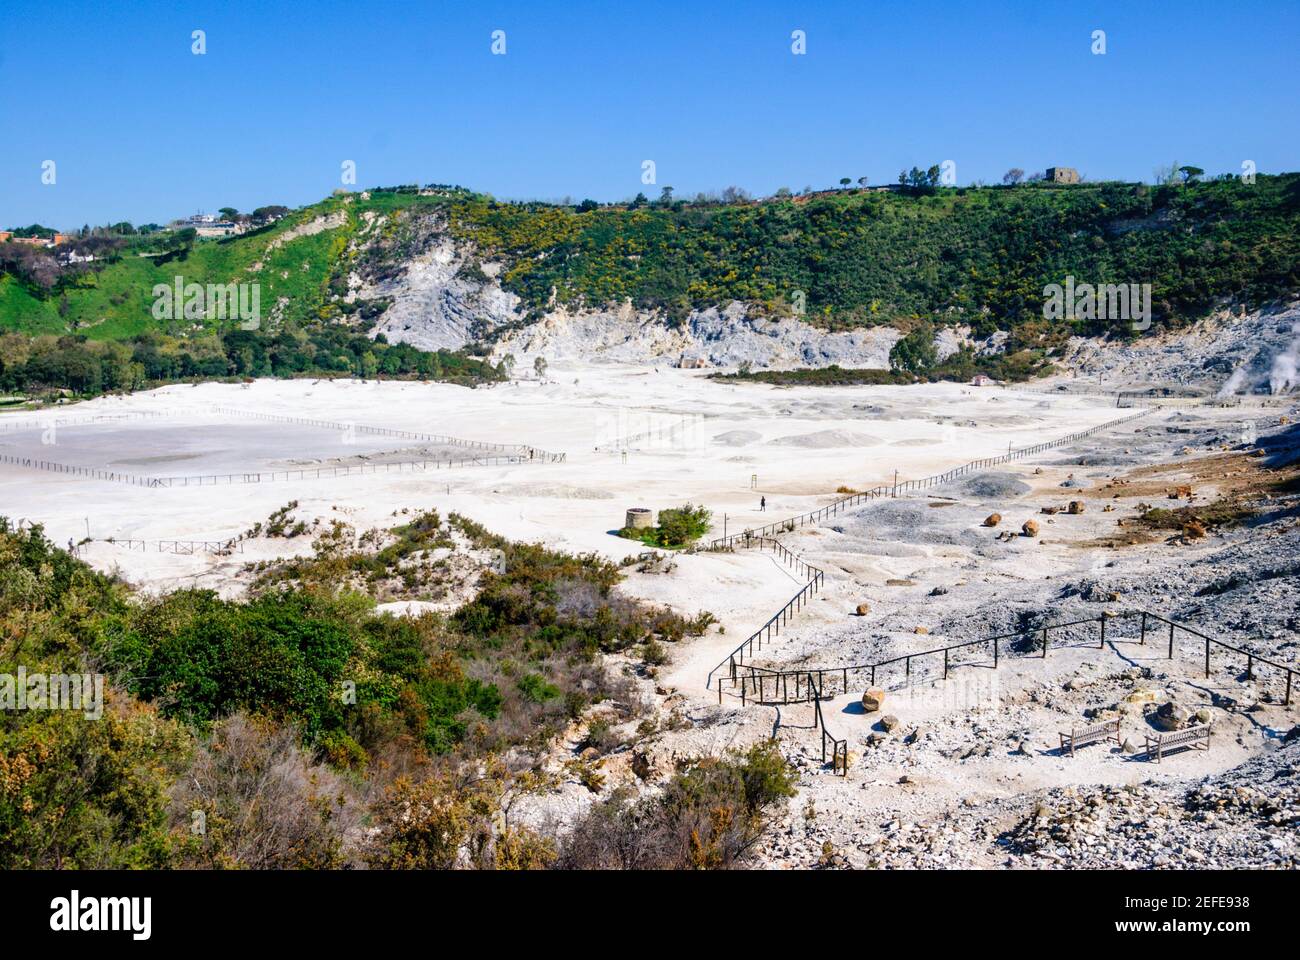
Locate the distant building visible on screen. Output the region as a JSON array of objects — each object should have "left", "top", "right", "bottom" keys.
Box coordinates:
[
  {"left": 170, "top": 214, "right": 243, "bottom": 237},
  {"left": 1046, "top": 167, "right": 1080, "bottom": 184},
  {"left": 1, "top": 232, "right": 69, "bottom": 247},
  {"left": 970, "top": 374, "right": 995, "bottom": 387}
]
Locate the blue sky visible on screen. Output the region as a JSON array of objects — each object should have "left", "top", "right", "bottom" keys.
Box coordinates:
[{"left": 2, "top": 0, "right": 1297, "bottom": 229}]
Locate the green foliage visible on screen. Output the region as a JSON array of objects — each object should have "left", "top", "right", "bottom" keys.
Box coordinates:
[
  {"left": 447, "top": 174, "right": 1300, "bottom": 334},
  {"left": 6, "top": 176, "right": 1296, "bottom": 393},
  {"left": 0, "top": 325, "right": 500, "bottom": 400},
  {"left": 619, "top": 503, "right": 713, "bottom": 549},
  {"left": 889, "top": 321, "right": 938, "bottom": 375}
]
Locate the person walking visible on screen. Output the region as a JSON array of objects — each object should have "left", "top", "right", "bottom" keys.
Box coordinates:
[{"left": 760, "top": 496, "right": 766, "bottom": 512}]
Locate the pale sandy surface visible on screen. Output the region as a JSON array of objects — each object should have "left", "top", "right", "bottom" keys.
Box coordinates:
[
  {"left": 4, "top": 366, "right": 1294, "bottom": 868},
  {"left": 0, "top": 364, "right": 1124, "bottom": 599}
]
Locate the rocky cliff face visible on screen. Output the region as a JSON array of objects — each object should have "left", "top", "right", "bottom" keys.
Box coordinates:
[
  {"left": 349, "top": 211, "right": 912, "bottom": 369},
  {"left": 1061, "top": 302, "right": 1300, "bottom": 393},
  {"left": 491, "top": 301, "right": 905, "bottom": 369},
  {"left": 351, "top": 229, "right": 522, "bottom": 353}
]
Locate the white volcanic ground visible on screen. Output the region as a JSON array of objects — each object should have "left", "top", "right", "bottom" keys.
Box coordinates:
[
  {"left": 0, "top": 365, "right": 1125, "bottom": 598},
  {"left": 4, "top": 364, "right": 1295, "bottom": 869}
]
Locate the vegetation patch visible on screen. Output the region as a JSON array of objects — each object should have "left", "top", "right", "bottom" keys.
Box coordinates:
[{"left": 618, "top": 503, "right": 712, "bottom": 549}]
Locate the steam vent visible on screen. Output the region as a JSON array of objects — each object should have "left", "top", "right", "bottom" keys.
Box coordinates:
[{"left": 625, "top": 507, "right": 655, "bottom": 530}]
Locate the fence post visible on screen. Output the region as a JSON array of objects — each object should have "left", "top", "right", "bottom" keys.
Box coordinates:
[
  {"left": 1100, "top": 616, "right": 1107, "bottom": 649},
  {"left": 943, "top": 648, "right": 949, "bottom": 679},
  {"left": 1139, "top": 611, "right": 1147, "bottom": 645},
  {"left": 1168, "top": 623, "right": 1175, "bottom": 659},
  {"left": 1042, "top": 627, "right": 1049, "bottom": 658},
  {"left": 1205, "top": 637, "right": 1210, "bottom": 679},
  {"left": 993, "top": 636, "right": 998, "bottom": 667}
]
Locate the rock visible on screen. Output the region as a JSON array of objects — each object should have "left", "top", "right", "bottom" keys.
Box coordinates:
[
  {"left": 866, "top": 732, "right": 888, "bottom": 747},
  {"left": 855, "top": 602, "right": 871, "bottom": 616},
  {"left": 1194, "top": 708, "right": 1215, "bottom": 726},
  {"left": 1034, "top": 467, "right": 1044, "bottom": 475},
  {"left": 928, "top": 586, "right": 948, "bottom": 596},
  {"left": 1171, "top": 484, "right": 1193, "bottom": 499},
  {"left": 1153, "top": 702, "right": 1191, "bottom": 731},
  {"left": 1126, "top": 688, "right": 1159, "bottom": 705},
  {"left": 905, "top": 727, "right": 925, "bottom": 744},
  {"left": 1041, "top": 505, "right": 1060, "bottom": 515},
  {"left": 1022, "top": 520, "right": 1040, "bottom": 538},
  {"left": 631, "top": 749, "right": 654, "bottom": 781},
  {"left": 862, "top": 688, "right": 886, "bottom": 712},
  {"left": 1183, "top": 521, "right": 1206, "bottom": 540},
  {"left": 914, "top": 626, "right": 929, "bottom": 635},
  {"left": 1068, "top": 500, "right": 1085, "bottom": 515},
  {"left": 880, "top": 715, "right": 900, "bottom": 732},
  {"left": 1016, "top": 741, "right": 1033, "bottom": 756},
  {"left": 983, "top": 513, "right": 1002, "bottom": 527},
  {"left": 1121, "top": 739, "right": 1137, "bottom": 754}
]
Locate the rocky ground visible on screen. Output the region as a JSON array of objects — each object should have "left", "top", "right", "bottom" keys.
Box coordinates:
[{"left": 594, "top": 399, "right": 1300, "bottom": 869}]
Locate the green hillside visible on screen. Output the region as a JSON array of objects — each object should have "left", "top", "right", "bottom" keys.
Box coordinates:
[
  {"left": 445, "top": 174, "right": 1300, "bottom": 334},
  {"left": 2, "top": 174, "right": 1298, "bottom": 397}
]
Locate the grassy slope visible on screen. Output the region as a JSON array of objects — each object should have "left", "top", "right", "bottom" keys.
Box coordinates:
[{"left": 0, "top": 194, "right": 442, "bottom": 339}]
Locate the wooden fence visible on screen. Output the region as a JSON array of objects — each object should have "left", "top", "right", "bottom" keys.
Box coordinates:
[
  {"left": 209, "top": 406, "right": 565, "bottom": 461},
  {"left": 707, "top": 411, "right": 1149, "bottom": 550},
  {"left": 715, "top": 609, "right": 1295, "bottom": 775}
]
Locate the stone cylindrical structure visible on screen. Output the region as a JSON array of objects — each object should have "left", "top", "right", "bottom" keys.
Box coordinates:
[{"left": 625, "top": 507, "right": 654, "bottom": 530}]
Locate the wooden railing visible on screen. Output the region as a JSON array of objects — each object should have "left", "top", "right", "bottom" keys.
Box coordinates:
[
  {"left": 209, "top": 406, "right": 564, "bottom": 461},
  {"left": 715, "top": 610, "right": 1296, "bottom": 775},
  {"left": 707, "top": 411, "right": 1149, "bottom": 550},
  {"left": 704, "top": 537, "right": 825, "bottom": 693}
]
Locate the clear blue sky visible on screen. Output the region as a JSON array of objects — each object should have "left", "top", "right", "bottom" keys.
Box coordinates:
[{"left": 2, "top": 0, "right": 1297, "bottom": 230}]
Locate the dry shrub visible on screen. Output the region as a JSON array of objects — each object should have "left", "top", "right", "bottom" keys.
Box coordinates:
[
  {"left": 168, "top": 713, "right": 361, "bottom": 869},
  {"left": 556, "top": 740, "right": 796, "bottom": 869}
]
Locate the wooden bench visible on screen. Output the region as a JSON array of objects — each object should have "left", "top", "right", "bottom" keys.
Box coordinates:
[
  {"left": 1144, "top": 724, "right": 1212, "bottom": 763},
  {"left": 1059, "top": 716, "right": 1122, "bottom": 756}
]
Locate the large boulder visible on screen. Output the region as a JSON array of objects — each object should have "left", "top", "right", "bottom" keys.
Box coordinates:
[
  {"left": 1152, "top": 701, "right": 1191, "bottom": 731},
  {"left": 880, "top": 714, "right": 900, "bottom": 733},
  {"left": 1067, "top": 500, "right": 1085, "bottom": 515},
  {"left": 1022, "top": 519, "right": 1040, "bottom": 538},
  {"left": 855, "top": 602, "right": 871, "bottom": 616},
  {"left": 983, "top": 513, "right": 1002, "bottom": 527},
  {"left": 862, "top": 688, "right": 886, "bottom": 713}
]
